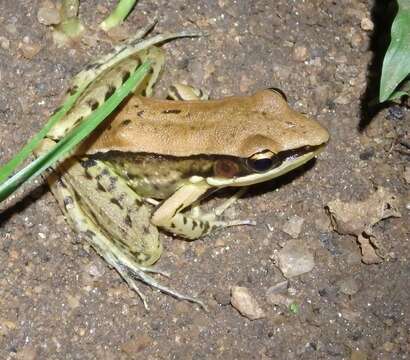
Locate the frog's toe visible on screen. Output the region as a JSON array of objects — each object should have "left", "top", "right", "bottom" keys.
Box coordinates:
[{"left": 123, "top": 263, "right": 207, "bottom": 311}]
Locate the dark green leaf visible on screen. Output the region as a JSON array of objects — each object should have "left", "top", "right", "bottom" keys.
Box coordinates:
[
  {"left": 380, "top": 0, "right": 410, "bottom": 102},
  {"left": 0, "top": 61, "right": 151, "bottom": 202}
]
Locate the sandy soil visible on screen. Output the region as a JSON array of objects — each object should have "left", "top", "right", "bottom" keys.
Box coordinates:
[{"left": 0, "top": 0, "right": 409, "bottom": 359}]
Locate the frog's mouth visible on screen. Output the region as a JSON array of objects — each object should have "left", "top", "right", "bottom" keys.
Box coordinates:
[{"left": 205, "top": 144, "right": 326, "bottom": 187}]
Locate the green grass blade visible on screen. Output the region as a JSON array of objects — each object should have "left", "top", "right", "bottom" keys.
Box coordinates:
[
  {"left": 0, "top": 61, "right": 151, "bottom": 203},
  {"left": 100, "top": 0, "right": 137, "bottom": 31},
  {"left": 380, "top": 0, "right": 410, "bottom": 102},
  {"left": 0, "top": 83, "right": 87, "bottom": 184}
]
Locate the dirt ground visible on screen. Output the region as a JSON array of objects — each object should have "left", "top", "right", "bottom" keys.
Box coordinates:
[{"left": 0, "top": 0, "right": 409, "bottom": 359}]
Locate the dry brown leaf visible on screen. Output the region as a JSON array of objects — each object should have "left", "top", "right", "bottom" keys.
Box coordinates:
[{"left": 325, "top": 187, "right": 401, "bottom": 263}]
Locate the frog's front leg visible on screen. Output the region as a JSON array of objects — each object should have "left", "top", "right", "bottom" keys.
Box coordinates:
[{"left": 151, "top": 182, "right": 253, "bottom": 240}]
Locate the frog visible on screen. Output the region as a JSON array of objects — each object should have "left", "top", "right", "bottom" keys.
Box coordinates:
[{"left": 36, "top": 26, "right": 329, "bottom": 309}]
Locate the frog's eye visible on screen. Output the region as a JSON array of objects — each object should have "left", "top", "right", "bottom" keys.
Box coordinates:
[
  {"left": 267, "top": 87, "right": 288, "bottom": 102},
  {"left": 246, "top": 150, "right": 282, "bottom": 173}
]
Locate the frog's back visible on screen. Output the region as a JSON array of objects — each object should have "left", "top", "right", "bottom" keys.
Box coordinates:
[{"left": 79, "top": 90, "right": 329, "bottom": 158}]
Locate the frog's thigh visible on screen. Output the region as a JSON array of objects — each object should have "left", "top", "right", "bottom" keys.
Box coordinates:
[{"left": 71, "top": 158, "right": 162, "bottom": 265}]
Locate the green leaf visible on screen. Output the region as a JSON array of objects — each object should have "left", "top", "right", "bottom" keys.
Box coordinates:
[
  {"left": 289, "top": 303, "right": 299, "bottom": 314},
  {"left": 389, "top": 89, "right": 409, "bottom": 101},
  {"left": 380, "top": 0, "right": 410, "bottom": 102},
  {"left": 0, "top": 83, "right": 87, "bottom": 184},
  {"left": 100, "top": 0, "right": 137, "bottom": 31},
  {"left": 0, "top": 61, "right": 151, "bottom": 203}
]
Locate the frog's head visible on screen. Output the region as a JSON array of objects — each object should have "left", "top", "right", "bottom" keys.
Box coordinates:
[{"left": 205, "top": 89, "right": 329, "bottom": 187}]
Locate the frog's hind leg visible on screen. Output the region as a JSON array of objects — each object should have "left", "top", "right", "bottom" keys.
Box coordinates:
[{"left": 46, "top": 159, "right": 206, "bottom": 310}]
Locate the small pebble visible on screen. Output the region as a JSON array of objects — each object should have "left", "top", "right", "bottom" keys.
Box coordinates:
[
  {"left": 106, "top": 26, "right": 131, "bottom": 42},
  {"left": 5, "top": 23, "right": 17, "bottom": 34},
  {"left": 360, "top": 17, "right": 374, "bottom": 31},
  {"left": 266, "top": 292, "right": 294, "bottom": 307},
  {"left": 66, "top": 294, "right": 81, "bottom": 309},
  {"left": 239, "top": 74, "right": 254, "bottom": 93},
  {"left": 334, "top": 92, "right": 351, "bottom": 105},
  {"left": 275, "top": 240, "right": 315, "bottom": 278},
  {"left": 120, "top": 335, "right": 152, "bottom": 355},
  {"left": 404, "top": 166, "right": 410, "bottom": 184},
  {"left": 282, "top": 215, "right": 305, "bottom": 238},
  {"left": 266, "top": 280, "right": 289, "bottom": 295},
  {"left": 350, "top": 32, "right": 363, "bottom": 48},
  {"left": 86, "top": 262, "right": 105, "bottom": 278},
  {"left": 293, "top": 45, "right": 309, "bottom": 62},
  {"left": 336, "top": 277, "right": 360, "bottom": 295},
  {"left": 96, "top": 4, "right": 109, "bottom": 14},
  {"left": 383, "top": 341, "right": 394, "bottom": 352},
  {"left": 0, "top": 36, "right": 10, "bottom": 50},
  {"left": 19, "top": 41, "right": 41, "bottom": 59},
  {"left": 37, "top": 2, "right": 61, "bottom": 26},
  {"left": 16, "top": 346, "right": 37, "bottom": 360},
  {"left": 213, "top": 289, "right": 231, "bottom": 306},
  {"left": 231, "top": 286, "right": 266, "bottom": 320},
  {"left": 350, "top": 350, "right": 367, "bottom": 360}
]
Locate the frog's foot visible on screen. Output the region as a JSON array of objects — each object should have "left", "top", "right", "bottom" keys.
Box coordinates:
[
  {"left": 121, "top": 262, "right": 207, "bottom": 311},
  {"left": 190, "top": 187, "right": 255, "bottom": 225},
  {"left": 194, "top": 187, "right": 249, "bottom": 219},
  {"left": 167, "top": 83, "right": 209, "bottom": 101}
]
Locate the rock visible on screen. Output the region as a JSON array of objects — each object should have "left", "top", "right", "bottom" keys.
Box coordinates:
[
  {"left": 231, "top": 286, "right": 266, "bottom": 320},
  {"left": 213, "top": 289, "right": 231, "bottom": 306},
  {"left": 0, "top": 36, "right": 10, "bottom": 50},
  {"left": 18, "top": 40, "right": 41, "bottom": 59},
  {"left": 239, "top": 74, "right": 255, "bottom": 93},
  {"left": 86, "top": 262, "right": 105, "bottom": 278},
  {"left": 350, "top": 350, "right": 367, "bottom": 360},
  {"left": 357, "top": 234, "right": 382, "bottom": 264},
  {"left": 336, "top": 277, "right": 360, "bottom": 295},
  {"left": 266, "top": 280, "right": 289, "bottom": 295},
  {"left": 66, "top": 293, "right": 81, "bottom": 309},
  {"left": 293, "top": 45, "right": 309, "bottom": 62},
  {"left": 350, "top": 32, "right": 363, "bottom": 49},
  {"left": 326, "top": 188, "right": 401, "bottom": 264},
  {"left": 282, "top": 215, "right": 305, "bottom": 238},
  {"left": 404, "top": 166, "right": 410, "bottom": 184},
  {"left": 360, "top": 18, "right": 374, "bottom": 31},
  {"left": 383, "top": 341, "right": 394, "bottom": 352},
  {"left": 16, "top": 346, "right": 37, "bottom": 360},
  {"left": 266, "top": 292, "right": 294, "bottom": 307},
  {"left": 120, "top": 335, "right": 152, "bottom": 355},
  {"left": 37, "top": 1, "right": 61, "bottom": 25},
  {"left": 275, "top": 240, "right": 315, "bottom": 278}
]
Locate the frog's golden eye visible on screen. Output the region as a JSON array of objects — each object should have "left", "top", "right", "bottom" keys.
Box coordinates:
[
  {"left": 267, "top": 87, "right": 288, "bottom": 102},
  {"left": 246, "top": 150, "right": 282, "bottom": 173},
  {"left": 214, "top": 159, "right": 240, "bottom": 178}
]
